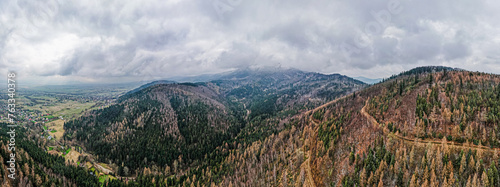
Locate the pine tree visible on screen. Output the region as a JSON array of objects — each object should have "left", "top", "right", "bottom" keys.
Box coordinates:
[
  {"left": 442, "top": 163, "right": 449, "bottom": 181},
  {"left": 447, "top": 161, "right": 454, "bottom": 175},
  {"left": 409, "top": 173, "right": 417, "bottom": 187},
  {"left": 423, "top": 166, "right": 430, "bottom": 182},
  {"left": 476, "top": 159, "right": 482, "bottom": 176},
  {"left": 360, "top": 167, "right": 367, "bottom": 187},
  {"left": 430, "top": 169, "right": 437, "bottom": 187},
  {"left": 375, "top": 160, "right": 387, "bottom": 181},
  {"left": 368, "top": 171, "right": 375, "bottom": 186},
  {"left": 448, "top": 171, "right": 455, "bottom": 187},
  {"left": 377, "top": 175, "right": 384, "bottom": 187},
  {"left": 443, "top": 177, "right": 449, "bottom": 187},
  {"left": 459, "top": 153, "right": 467, "bottom": 176},
  {"left": 421, "top": 179, "right": 429, "bottom": 187},
  {"left": 472, "top": 172, "right": 478, "bottom": 187},
  {"left": 469, "top": 156, "right": 476, "bottom": 173},
  {"left": 482, "top": 170, "right": 489, "bottom": 187},
  {"left": 466, "top": 176, "right": 472, "bottom": 187},
  {"left": 430, "top": 157, "right": 437, "bottom": 175},
  {"left": 493, "top": 151, "right": 499, "bottom": 167},
  {"left": 409, "top": 147, "right": 415, "bottom": 168},
  {"left": 282, "top": 170, "right": 287, "bottom": 187},
  {"left": 399, "top": 82, "right": 404, "bottom": 95}
]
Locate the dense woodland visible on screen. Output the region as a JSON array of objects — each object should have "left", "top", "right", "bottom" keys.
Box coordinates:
[
  {"left": 367, "top": 70, "right": 500, "bottom": 148},
  {"left": 5, "top": 67, "right": 500, "bottom": 186},
  {"left": 339, "top": 69, "right": 500, "bottom": 187},
  {"left": 187, "top": 68, "right": 500, "bottom": 187},
  {"left": 61, "top": 69, "right": 364, "bottom": 185},
  {"left": 64, "top": 84, "right": 243, "bottom": 176},
  {"left": 0, "top": 125, "right": 99, "bottom": 186}
]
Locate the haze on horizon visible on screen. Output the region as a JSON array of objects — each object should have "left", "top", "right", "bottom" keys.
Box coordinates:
[{"left": 1, "top": 0, "right": 500, "bottom": 85}]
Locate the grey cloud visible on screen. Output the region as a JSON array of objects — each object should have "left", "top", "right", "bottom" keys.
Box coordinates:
[
  {"left": 400, "top": 30, "right": 442, "bottom": 61},
  {"left": 373, "top": 36, "right": 399, "bottom": 62},
  {"left": 442, "top": 42, "right": 470, "bottom": 61},
  {"left": 1, "top": 0, "right": 500, "bottom": 83},
  {"left": 215, "top": 42, "right": 259, "bottom": 69}
]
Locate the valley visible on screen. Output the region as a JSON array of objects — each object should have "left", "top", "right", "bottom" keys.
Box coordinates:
[
  {"left": 1, "top": 67, "right": 500, "bottom": 187},
  {"left": 0, "top": 83, "right": 141, "bottom": 186},
  {"left": 2, "top": 0, "right": 497, "bottom": 186}
]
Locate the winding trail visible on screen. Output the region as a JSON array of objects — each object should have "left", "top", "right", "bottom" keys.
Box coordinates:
[
  {"left": 305, "top": 94, "right": 353, "bottom": 116},
  {"left": 301, "top": 95, "right": 500, "bottom": 187},
  {"left": 303, "top": 118, "right": 320, "bottom": 187},
  {"left": 301, "top": 151, "right": 316, "bottom": 187},
  {"left": 301, "top": 93, "right": 354, "bottom": 187},
  {"left": 360, "top": 98, "right": 499, "bottom": 152}
]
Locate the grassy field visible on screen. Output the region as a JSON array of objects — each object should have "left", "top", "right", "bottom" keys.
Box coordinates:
[
  {"left": 99, "top": 174, "right": 117, "bottom": 183},
  {"left": 16, "top": 84, "right": 134, "bottom": 184},
  {"left": 50, "top": 101, "right": 98, "bottom": 119},
  {"left": 21, "top": 100, "right": 98, "bottom": 120},
  {"left": 47, "top": 119, "right": 65, "bottom": 141},
  {"left": 65, "top": 149, "right": 81, "bottom": 163}
]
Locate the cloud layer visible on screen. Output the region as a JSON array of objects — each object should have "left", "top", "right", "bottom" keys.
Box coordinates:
[{"left": 1, "top": 0, "right": 500, "bottom": 84}]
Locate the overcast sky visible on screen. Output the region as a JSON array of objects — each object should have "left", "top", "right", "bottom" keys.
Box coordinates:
[{"left": 1, "top": 0, "right": 500, "bottom": 85}]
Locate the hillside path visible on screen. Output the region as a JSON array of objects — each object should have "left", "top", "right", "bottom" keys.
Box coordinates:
[
  {"left": 305, "top": 94, "right": 353, "bottom": 116},
  {"left": 301, "top": 92, "right": 356, "bottom": 187},
  {"left": 360, "top": 98, "right": 500, "bottom": 152},
  {"left": 300, "top": 116, "right": 319, "bottom": 187}
]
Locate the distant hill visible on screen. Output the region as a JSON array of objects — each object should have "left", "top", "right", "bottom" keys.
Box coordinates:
[{"left": 353, "top": 76, "right": 383, "bottom": 84}]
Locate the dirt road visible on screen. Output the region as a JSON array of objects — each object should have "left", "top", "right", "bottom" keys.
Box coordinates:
[{"left": 360, "top": 98, "right": 499, "bottom": 152}]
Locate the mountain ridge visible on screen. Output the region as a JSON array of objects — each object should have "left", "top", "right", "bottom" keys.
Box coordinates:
[
  {"left": 62, "top": 68, "right": 366, "bottom": 179},
  {"left": 5, "top": 66, "right": 500, "bottom": 187}
]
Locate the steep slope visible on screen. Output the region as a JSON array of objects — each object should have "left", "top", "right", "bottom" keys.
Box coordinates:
[
  {"left": 217, "top": 68, "right": 365, "bottom": 118},
  {"left": 64, "top": 83, "right": 244, "bottom": 175},
  {"left": 305, "top": 68, "right": 500, "bottom": 187},
  {"left": 0, "top": 126, "right": 100, "bottom": 187},
  {"left": 9, "top": 66, "right": 500, "bottom": 187},
  {"left": 63, "top": 68, "right": 366, "bottom": 179},
  {"left": 184, "top": 67, "right": 500, "bottom": 187}
]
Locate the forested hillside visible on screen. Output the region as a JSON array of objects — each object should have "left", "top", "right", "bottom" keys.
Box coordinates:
[
  {"left": 64, "top": 83, "right": 243, "bottom": 176},
  {"left": 0, "top": 126, "right": 100, "bottom": 187},
  {"left": 8, "top": 67, "right": 499, "bottom": 187},
  {"left": 61, "top": 68, "right": 365, "bottom": 184},
  {"left": 178, "top": 67, "right": 500, "bottom": 187}
]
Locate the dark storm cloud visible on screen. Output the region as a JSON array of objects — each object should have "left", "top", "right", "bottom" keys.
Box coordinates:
[{"left": 1, "top": 0, "right": 500, "bottom": 84}]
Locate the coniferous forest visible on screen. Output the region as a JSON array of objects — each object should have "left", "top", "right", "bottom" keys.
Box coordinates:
[{"left": 3, "top": 67, "right": 500, "bottom": 186}]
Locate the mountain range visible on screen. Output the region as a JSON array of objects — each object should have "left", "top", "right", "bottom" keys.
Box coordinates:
[
  {"left": 1, "top": 66, "right": 500, "bottom": 187},
  {"left": 63, "top": 68, "right": 366, "bottom": 179}
]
